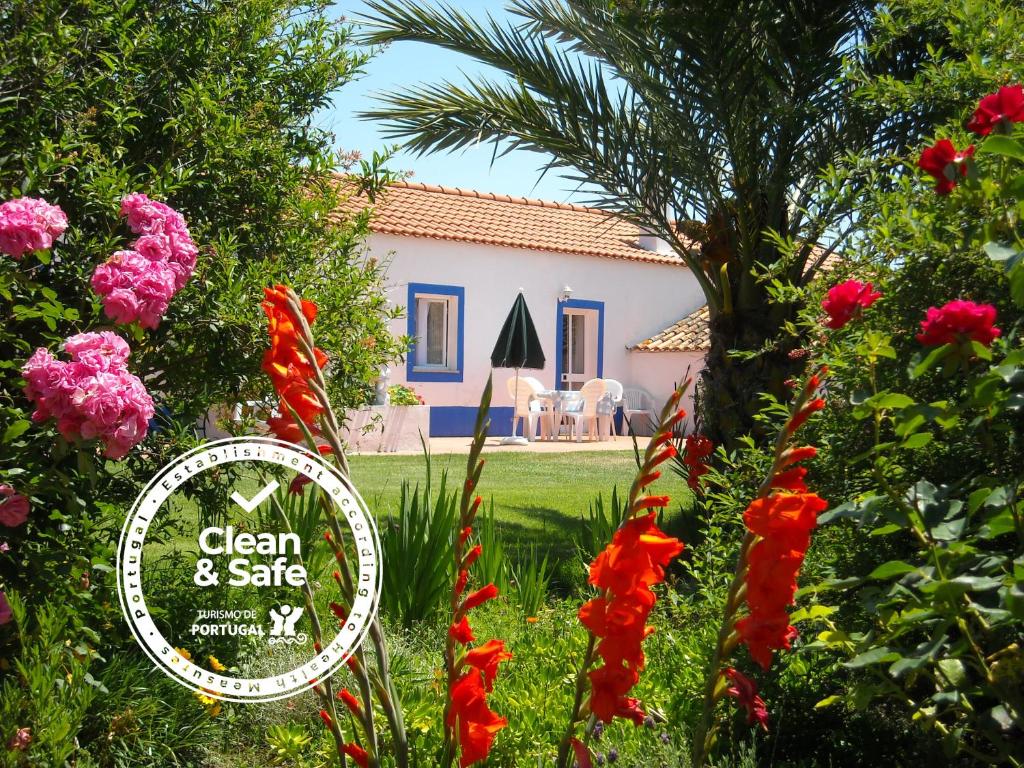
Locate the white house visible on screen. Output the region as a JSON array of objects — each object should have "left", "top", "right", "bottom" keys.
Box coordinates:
[{"left": 351, "top": 181, "right": 711, "bottom": 437}]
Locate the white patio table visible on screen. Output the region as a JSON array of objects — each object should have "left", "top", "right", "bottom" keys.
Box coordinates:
[{"left": 535, "top": 389, "right": 581, "bottom": 440}]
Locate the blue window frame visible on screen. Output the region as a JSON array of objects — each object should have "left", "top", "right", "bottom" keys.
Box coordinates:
[
  {"left": 407, "top": 282, "right": 465, "bottom": 383},
  {"left": 554, "top": 298, "right": 604, "bottom": 387}
]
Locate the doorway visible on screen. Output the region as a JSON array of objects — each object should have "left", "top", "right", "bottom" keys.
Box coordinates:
[{"left": 556, "top": 299, "right": 604, "bottom": 390}]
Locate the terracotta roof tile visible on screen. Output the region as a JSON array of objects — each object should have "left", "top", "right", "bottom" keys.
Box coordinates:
[
  {"left": 632, "top": 250, "right": 845, "bottom": 352},
  {"left": 634, "top": 305, "right": 710, "bottom": 352},
  {"left": 336, "top": 179, "right": 687, "bottom": 266}
]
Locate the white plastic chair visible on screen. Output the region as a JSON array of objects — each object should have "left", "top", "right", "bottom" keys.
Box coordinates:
[
  {"left": 601, "top": 379, "right": 624, "bottom": 438},
  {"left": 563, "top": 378, "right": 607, "bottom": 442},
  {"left": 622, "top": 387, "right": 657, "bottom": 436},
  {"left": 506, "top": 376, "right": 552, "bottom": 441}
]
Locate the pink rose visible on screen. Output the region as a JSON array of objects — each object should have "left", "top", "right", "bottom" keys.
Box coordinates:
[
  {"left": 21, "top": 333, "right": 155, "bottom": 458},
  {"left": 0, "top": 485, "right": 30, "bottom": 527},
  {"left": 91, "top": 251, "right": 176, "bottom": 329},
  {"left": 0, "top": 197, "right": 68, "bottom": 259}
]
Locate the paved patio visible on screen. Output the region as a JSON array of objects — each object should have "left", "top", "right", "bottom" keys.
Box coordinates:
[{"left": 351, "top": 435, "right": 653, "bottom": 456}]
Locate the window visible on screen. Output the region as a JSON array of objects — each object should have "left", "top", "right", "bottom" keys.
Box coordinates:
[{"left": 407, "top": 283, "right": 464, "bottom": 382}]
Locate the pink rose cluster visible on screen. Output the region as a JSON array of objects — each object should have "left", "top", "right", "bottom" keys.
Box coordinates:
[
  {"left": 0, "top": 197, "right": 68, "bottom": 259},
  {"left": 91, "top": 194, "right": 198, "bottom": 329},
  {"left": 22, "top": 331, "right": 155, "bottom": 459}
]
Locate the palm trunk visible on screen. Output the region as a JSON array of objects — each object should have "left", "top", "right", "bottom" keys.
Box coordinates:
[{"left": 697, "top": 288, "right": 803, "bottom": 447}]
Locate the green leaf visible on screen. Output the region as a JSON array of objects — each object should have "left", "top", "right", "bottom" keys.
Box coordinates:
[
  {"left": 911, "top": 344, "right": 952, "bottom": 378},
  {"left": 868, "top": 560, "right": 918, "bottom": 580},
  {"left": 978, "top": 134, "right": 1024, "bottom": 160},
  {"left": 983, "top": 240, "right": 1019, "bottom": 262},
  {"left": 814, "top": 695, "right": 842, "bottom": 709},
  {"left": 845, "top": 647, "right": 900, "bottom": 668},
  {"left": 2, "top": 420, "right": 31, "bottom": 443},
  {"left": 900, "top": 432, "right": 933, "bottom": 449}
]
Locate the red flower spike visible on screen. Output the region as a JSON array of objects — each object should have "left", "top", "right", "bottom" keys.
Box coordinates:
[
  {"left": 634, "top": 495, "right": 671, "bottom": 511},
  {"left": 469, "top": 495, "right": 482, "bottom": 519},
  {"left": 569, "top": 738, "right": 593, "bottom": 768},
  {"left": 455, "top": 569, "right": 469, "bottom": 597},
  {"left": 649, "top": 430, "right": 674, "bottom": 449},
  {"left": 449, "top": 617, "right": 476, "bottom": 644},
  {"left": 288, "top": 474, "right": 311, "bottom": 495},
  {"left": 743, "top": 493, "right": 826, "bottom": 539},
  {"left": 338, "top": 688, "right": 362, "bottom": 716},
  {"left": 330, "top": 602, "right": 347, "bottom": 621},
  {"left": 779, "top": 445, "right": 817, "bottom": 468},
  {"left": 771, "top": 467, "right": 808, "bottom": 493},
  {"left": 319, "top": 709, "right": 332, "bottom": 727},
  {"left": 463, "top": 639, "right": 513, "bottom": 691},
  {"left": 459, "top": 526, "right": 473, "bottom": 545},
  {"left": 464, "top": 544, "right": 483, "bottom": 569},
  {"left": 341, "top": 743, "right": 369, "bottom": 768},
  {"left": 735, "top": 614, "right": 798, "bottom": 670},
  {"left": 462, "top": 583, "right": 499, "bottom": 612},
  {"left": 636, "top": 470, "right": 661, "bottom": 489},
  {"left": 724, "top": 668, "right": 769, "bottom": 731},
  {"left": 448, "top": 669, "right": 508, "bottom": 768},
  {"left": 788, "top": 397, "right": 825, "bottom": 434},
  {"left": 651, "top": 444, "right": 677, "bottom": 467},
  {"left": 918, "top": 139, "right": 975, "bottom": 195}
]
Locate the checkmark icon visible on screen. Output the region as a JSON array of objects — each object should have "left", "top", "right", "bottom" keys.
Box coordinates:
[{"left": 230, "top": 480, "right": 280, "bottom": 513}]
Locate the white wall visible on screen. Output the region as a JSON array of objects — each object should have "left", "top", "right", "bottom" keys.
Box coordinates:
[{"left": 369, "top": 233, "right": 707, "bottom": 425}]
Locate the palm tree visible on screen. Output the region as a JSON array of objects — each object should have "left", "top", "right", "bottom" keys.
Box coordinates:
[{"left": 359, "top": 0, "right": 906, "bottom": 443}]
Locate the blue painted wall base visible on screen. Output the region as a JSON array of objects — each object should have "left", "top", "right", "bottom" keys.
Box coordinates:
[
  {"left": 429, "top": 406, "right": 625, "bottom": 438},
  {"left": 430, "top": 406, "right": 515, "bottom": 437}
]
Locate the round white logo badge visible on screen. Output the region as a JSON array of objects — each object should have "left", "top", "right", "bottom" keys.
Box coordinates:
[{"left": 117, "top": 437, "right": 380, "bottom": 702}]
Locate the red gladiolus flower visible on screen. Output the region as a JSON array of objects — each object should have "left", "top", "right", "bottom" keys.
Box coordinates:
[
  {"left": 329, "top": 602, "right": 348, "bottom": 621},
  {"left": 821, "top": 279, "right": 881, "bottom": 330},
  {"left": 918, "top": 139, "right": 975, "bottom": 194},
  {"left": 587, "top": 665, "right": 645, "bottom": 725},
  {"left": 450, "top": 617, "right": 476, "bottom": 644},
  {"left": 735, "top": 613, "right": 799, "bottom": 670},
  {"left": 448, "top": 668, "right": 508, "bottom": 768},
  {"left": 462, "top": 583, "right": 498, "bottom": 612},
  {"left": 319, "top": 709, "right": 332, "bottom": 727},
  {"left": 459, "top": 526, "right": 473, "bottom": 545},
  {"left": 634, "top": 495, "right": 670, "bottom": 510},
  {"left": 744, "top": 538, "right": 807, "bottom": 614},
  {"left": 743, "top": 493, "right": 825, "bottom": 541},
  {"left": 916, "top": 300, "right": 1001, "bottom": 348},
  {"left": 463, "top": 639, "right": 513, "bottom": 691},
  {"left": 724, "top": 668, "right": 769, "bottom": 731},
  {"left": 463, "top": 544, "right": 483, "bottom": 569},
  {"left": 588, "top": 513, "right": 684, "bottom": 595},
  {"left": 262, "top": 285, "right": 329, "bottom": 430},
  {"left": 968, "top": 84, "right": 1024, "bottom": 136},
  {"left": 341, "top": 742, "right": 369, "bottom": 768},
  {"left": 771, "top": 466, "right": 808, "bottom": 493},
  {"left": 455, "top": 569, "right": 469, "bottom": 597},
  {"left": 682, "top": 434, "right": 714, "bottom": 491},
  {"left": 779, "top": 445, "right": 817, "bottom": 468},
  {"left": 337, "top": 688, "right": 361, "bottom": 716}
]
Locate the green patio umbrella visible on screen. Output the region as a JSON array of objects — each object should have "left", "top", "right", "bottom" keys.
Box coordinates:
[{"left": 491, "top": 292, "right": 545, "bottom": 444}]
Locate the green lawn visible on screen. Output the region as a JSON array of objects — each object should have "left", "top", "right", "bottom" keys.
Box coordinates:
[{"left": 348, "top": 449, "right": 691, "bottom": 555}]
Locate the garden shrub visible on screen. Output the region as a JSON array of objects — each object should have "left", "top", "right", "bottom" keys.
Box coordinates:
[{"left": 0, "top": 1, "right": 402, "bottom": 761}]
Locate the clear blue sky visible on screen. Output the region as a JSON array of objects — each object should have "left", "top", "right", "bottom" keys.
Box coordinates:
[{"left": 323, "top": 0, "right": 591, "bottom": 204}]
